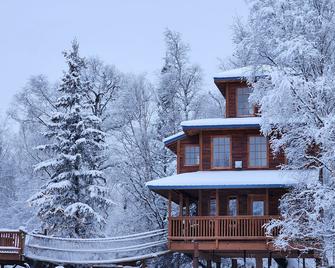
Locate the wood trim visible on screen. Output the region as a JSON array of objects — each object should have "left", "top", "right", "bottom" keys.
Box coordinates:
[
  {"left": 216, "top": 190, "right": 220, "bottom": 216},
  {"left": 210, "top": 135, "right": 232, "bottom": 170},
  {"left": 183, "top": 144, "right": 200, "bottom": 167},
  {"left": 225, "top": 84, "right": 229, "bottom": 117},
  {"left": 177, "top": 141, "right": 181, "bottom": 174},
  {"left": 247, "top": 135, "right": 269, "bottom": 169},
  {"left": 199, "top": 131, "right": 203, "bottom": 171},
  {"left": 266, "top": 189, "right": 269, "bottom": 215},
  {"left": 248, "top": 194, "right": 266, "bottom": 215}
]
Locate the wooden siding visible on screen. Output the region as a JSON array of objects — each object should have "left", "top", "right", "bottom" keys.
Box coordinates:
[
  {"left": 194, "top": 189, "right": 286, "bottom": 217},
  {"left": 178, "top": 129, "right": 285, "bottom": 173}
]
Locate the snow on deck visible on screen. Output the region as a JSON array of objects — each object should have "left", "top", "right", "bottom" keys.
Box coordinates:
[
  {"left": 146, "top": 170, "right": 317, "bottom": 190},
  {"left": 181, "top": 117, "right": 261, "bottom": 130},
  {"left": 214, "top": 65, "right": 270, "bottom": 80}
]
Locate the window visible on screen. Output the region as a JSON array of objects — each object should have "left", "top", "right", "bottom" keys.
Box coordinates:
[
  {"left": 212, "top": 136, "right": 231, "bottom": 168},
  {"left": 237, "top": 87, "right": 254, "bottom": 116},
  {"left": 252, "top": 201, "right": 264, "bottom": 216},
  {"left": 184, "top": 145, "right": 200, "bottom": 166},
  {"left": 228, "top": 197, "right": 238, "bottom": 216},
  {"left": 209, "top": 198, "right": 216, "bottom": 216},
  {"left": 249, "top": 136, "right": 268, "bottom": 167}
]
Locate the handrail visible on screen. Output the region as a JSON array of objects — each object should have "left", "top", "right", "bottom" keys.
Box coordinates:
[{"left": 168, "top": 215, "right": 279, "bottom": 241}]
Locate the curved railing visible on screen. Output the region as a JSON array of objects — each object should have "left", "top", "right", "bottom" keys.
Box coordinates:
[{"left": 23, "top": 229, "right": 168, "bottom": 264}]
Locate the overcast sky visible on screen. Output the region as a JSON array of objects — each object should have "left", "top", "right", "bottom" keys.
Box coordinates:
[{"left": 0, "top": 1, "right": 249, "bottom": 114}]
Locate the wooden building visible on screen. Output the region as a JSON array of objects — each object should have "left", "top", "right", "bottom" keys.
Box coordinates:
[{"left": 147, "top": 67, "right": 316, "bottom": 268}]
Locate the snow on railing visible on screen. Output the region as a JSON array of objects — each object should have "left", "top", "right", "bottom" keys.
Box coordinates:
[{"left": 24, "top": 229, "right": 168, "bottom": 264}]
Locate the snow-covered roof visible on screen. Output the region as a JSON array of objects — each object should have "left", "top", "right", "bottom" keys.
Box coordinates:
[
  {"left": 163, "top": 131, "right": 186, "bottom": 145},
  {"left": 146, "top": 170, "right": 317, "bottom": 190},
  {"left": 181, "top": 117, "right": 261, "bottom": 130},
  {"left": 214, "top": 65, "right": 270, "bottom": 81},
  {"left": 162, "top": 117, "right": 261, "bottom": 145}
]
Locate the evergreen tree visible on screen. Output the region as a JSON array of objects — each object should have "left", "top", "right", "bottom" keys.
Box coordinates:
[{"left": 30, "top": 40, "right": 112, "bottom": 238}]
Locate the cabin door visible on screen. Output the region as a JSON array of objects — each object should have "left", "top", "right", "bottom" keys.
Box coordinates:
[{"left": 248, "top": 194, "right": 266, "bottom": 216}]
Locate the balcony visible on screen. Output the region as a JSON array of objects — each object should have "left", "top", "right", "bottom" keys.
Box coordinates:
[{"left": 168, "top": 216, "right": 280, "bottom": 252}]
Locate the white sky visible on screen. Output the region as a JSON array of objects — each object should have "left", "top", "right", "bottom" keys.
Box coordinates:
[{"left": 0, "top": 0, "right": 249, "bottom": 114}]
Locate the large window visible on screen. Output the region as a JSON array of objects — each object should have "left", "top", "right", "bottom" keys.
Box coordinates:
[
  {"left": 249, "top": 136, "right": 268, "bottom": 167},
  {"left": 212, "top": 136, "right": 231, "bottom": 168},
  {"left": 184, "top": 145, "right": 200, "bottom": 166},
  {"left": 237, "top": 87, "right": 254, "bottom": 116}
]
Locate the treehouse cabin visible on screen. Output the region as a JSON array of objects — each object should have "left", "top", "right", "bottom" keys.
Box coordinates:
[{"left": 147, "top": 67, "right": 316, "bottom": 267}]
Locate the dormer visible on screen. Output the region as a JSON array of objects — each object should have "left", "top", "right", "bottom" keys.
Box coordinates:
[{"left": 214, "top": 66, "right": 267, "bottom": 118}]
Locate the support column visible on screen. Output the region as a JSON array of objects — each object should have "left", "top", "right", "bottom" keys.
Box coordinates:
[
  {"left": 186, "top": 197, "right": 190, "bottom": 216},
  {"left": 232, "top": 258, "right": 238, "bottom": 268},
  {"left": 198, "top": 190, "right": 202, "bottom": 216},
  {"left": 266, "top": 188, "right": 269, "bottom": 215},
  {"left": 179, "top": 192, "right": 183, "bottom": 216},
  {"left": 168, "top": 190, "right": 172, "bottom": 218},
  {"left": 193, "top": 242, "right": 199, "bottom": 268},
  {"left": 256, "top": 257, "right": 263, "bottom": 268}
]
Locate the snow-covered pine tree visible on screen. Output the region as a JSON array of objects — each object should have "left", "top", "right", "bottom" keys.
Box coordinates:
[{"left": 30, "top": 40, "right": 112, "bottom": 238}]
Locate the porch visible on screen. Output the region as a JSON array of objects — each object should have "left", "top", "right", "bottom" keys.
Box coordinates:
[{"left": 165, "top": 188, "right": 285, "bottom": 252}]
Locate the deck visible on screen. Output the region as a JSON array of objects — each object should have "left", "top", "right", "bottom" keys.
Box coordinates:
[
  {"left": 168, "top": 215, "right": 280, "bottom": 253},
  {"left": 0, "top": 230, "right": 25, "bottom": 265}
]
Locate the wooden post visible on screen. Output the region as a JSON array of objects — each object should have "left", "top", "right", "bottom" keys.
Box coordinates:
[
  {"left": 186, "top": 197, "right": 190, "bottom": 216},
  {"left": 179, "top": 192, "right": 183, "bottom": 216},
  {"left": 193, "top": 242, "right": 199, "bottom": 268},
  {"left": 266, "top": 189, "right": 269, "bottom": 215},
  {"left": 268, "top": 252, "right": 272, "bottom": 268},
  {"left": 198, "top": 190, "right": 203, "bottom": 216},
  {"left": 232, "top": 259, "right": 237, "bottom": 268},
  {"left": 168, "top": 190, "right": 172, "bottom": 241},
  {"left": 215, "top": 189, "right": 219, "bottom": 248},
  {"left": 256, "top": 257, "right": 263, "bottom": 268},
  {"left": 206, "top": 259, "right": 212, "bottom": 268}
]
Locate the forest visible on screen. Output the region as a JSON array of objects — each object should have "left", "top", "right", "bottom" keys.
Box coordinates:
[{"left": 2, "top": 0, "right": 335, "bottom": 267}]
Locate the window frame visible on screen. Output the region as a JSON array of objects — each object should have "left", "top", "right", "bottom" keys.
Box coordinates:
[
  {"left": 227, "top": 195, "right": 239, "bottom": 216},
  {"left": 247, "top": 135, "right": 269, "bottom": 168},
  {"left": 183, "top": 144, "right": 200, "bottom": 167},
  {"left": 236, "top": 87, "right": 254, "bottom": 117},
  {"left": 248, "top": 194, "right": 267, "bottom": 216},
  {"left": 210, "top": 135, "right": 232, "bottom": 170}
]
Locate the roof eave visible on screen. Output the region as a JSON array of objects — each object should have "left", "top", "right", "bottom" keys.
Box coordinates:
[
  {"left": 147, "top": 184, "right": 294, "bottom": 190},
  {"left": 182, "top": 124, "right": 260, "bottom": 131}
]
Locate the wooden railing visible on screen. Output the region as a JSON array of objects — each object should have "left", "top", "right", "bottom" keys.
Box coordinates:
[
  {"left": 169, "top": 216, "right": 279, "bottom": 241},
  {"left": 0, "top": 230, "right": 25, "bottom": 261}
]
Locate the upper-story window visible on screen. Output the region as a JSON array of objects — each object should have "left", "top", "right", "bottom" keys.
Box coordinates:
[
  {"left": 212, "top": 136, "right": 231, "bottom": 169},
  {"left": 237, "top": 87, "right": 254, "bottom": 116},
  {"left": 184, "top": 145, "right": 200, "bottom": 166},
  {"left": 248, "top": 136, "right": 268, "bottom": 168}
]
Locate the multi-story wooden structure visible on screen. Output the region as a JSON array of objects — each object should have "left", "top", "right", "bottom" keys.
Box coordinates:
[{"left": 147, "top": 67, "right": 315, "bottom": 267}]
